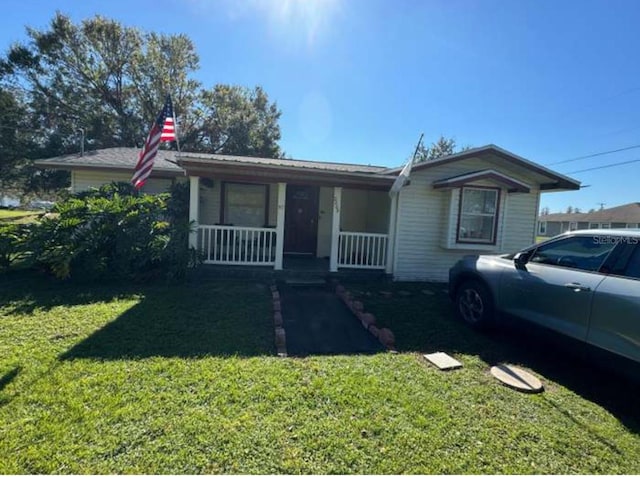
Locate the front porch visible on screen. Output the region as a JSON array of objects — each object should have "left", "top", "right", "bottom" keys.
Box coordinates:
[{"left": 187, "top": 177, "right": 396, "bottom": 274}]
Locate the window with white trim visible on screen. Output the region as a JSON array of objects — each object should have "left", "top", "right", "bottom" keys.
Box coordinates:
[
  {"left": 601, "top": 223, "right": 611, "bottom": 229},
  {"left": 223, "top": 183, "right": 268, "bottom": 227},
  {"left": 538, "top": 221, "right": 547, "bottom": 235},
  {"left": 589, "top": 222, "right": 600, "bottom": 229},
  {"left": 457, "top": 187, "right": 499, "bottom": 244}
]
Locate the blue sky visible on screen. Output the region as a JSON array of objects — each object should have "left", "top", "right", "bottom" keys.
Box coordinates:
[{"left": 2, "top": 0, "right": 640, "bottom": 213}]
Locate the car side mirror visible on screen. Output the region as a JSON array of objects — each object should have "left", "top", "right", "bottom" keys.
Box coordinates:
[{"left": 513, "top": 252, "right": 530, "bottom": 268}]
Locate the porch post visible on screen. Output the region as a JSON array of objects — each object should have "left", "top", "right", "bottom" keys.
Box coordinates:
[
  {"left": 188, "top": 176, "right": 200, "bottom": 250},
  {"left": 386, "top": 193, "right": 398, "bottom": 274},
  {"left": 329, "top": 186, "right": 342, "bottom": 272},
  {"left": 274, "top": 182, "right": 286, "bottom": 270}
]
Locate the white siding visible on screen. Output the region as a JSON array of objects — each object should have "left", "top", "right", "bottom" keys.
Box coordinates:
[
  {"left": 71, "top": 170, "right": 173, "bottom": 195},
  {"left": 393, "top": 158, "right": 541, "bottom": 282}
]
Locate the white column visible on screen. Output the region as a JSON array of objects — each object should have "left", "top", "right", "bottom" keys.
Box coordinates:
[
  {"left": 188, "top": 176, "right": 200, "bottom": 250},
  {"left": 329, "top": 186, "right": 342, "bottom": 272},
  {"left": 274, "top": 182, "right": 287, "bottom": 270},
  {"left": 386, "top": 193, "right": 398, "bottom": 274}
]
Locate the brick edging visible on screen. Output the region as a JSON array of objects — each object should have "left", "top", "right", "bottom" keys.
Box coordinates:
[
  {"left": 270, "top": 284, "right": 287, "bottom": 357},
  {"left": 334, "top": 282, "right": 396, "bottom": 351}
]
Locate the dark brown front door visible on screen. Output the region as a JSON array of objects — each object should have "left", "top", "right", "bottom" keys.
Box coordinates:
[{"left": 284, "top": 185, "right": 319, "bottom": 255}]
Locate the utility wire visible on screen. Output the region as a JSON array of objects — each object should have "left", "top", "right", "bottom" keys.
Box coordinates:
[
  {"left": 565, "top": 158, "right": 640, "bottom": 174},
  {"left": 547, "top": 143, "right": 640, "bottom": 166}
]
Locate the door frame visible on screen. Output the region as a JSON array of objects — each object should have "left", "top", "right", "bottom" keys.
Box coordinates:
[{"left": 284, "top": 184, "right": 319, "bottom": 255}]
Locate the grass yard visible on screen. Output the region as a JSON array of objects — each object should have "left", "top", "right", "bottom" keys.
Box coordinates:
[
  {"left": 0, "top": 272, "right": 639, "bottom": 474},
  {"left": 0, "top": 209, "right": 42, "bottom": 224}
]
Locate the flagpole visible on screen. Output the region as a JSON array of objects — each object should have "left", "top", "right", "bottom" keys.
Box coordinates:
[
  {"left": 410, "top": 132, "right": 424, "bottom": 165},
  {"left": 173, "top": 105, "right": 181, "bottom": 154}
]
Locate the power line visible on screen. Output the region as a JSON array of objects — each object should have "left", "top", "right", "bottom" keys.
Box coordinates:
[
  {"left": 566, "top": 158, "right": 640, "bottom": 174},
  {"left": 547, "top": 143, "right": 640, "bottom": 166}
]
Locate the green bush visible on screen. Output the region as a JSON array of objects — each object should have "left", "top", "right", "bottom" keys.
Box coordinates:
[
  {"left": 23, "top": 182, "right": 197, "bottom": 282},
  {"left": 0, "top": 223, "right": 30, "bottom": 270}
]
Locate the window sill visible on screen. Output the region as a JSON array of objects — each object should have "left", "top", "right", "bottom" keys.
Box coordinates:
[{"left": 442, "top": 242, "right": 500, "bottom": 251}]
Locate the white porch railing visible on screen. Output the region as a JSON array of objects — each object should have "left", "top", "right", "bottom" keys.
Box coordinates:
[
  {"left": 198, "top": 225, "right": 277, "bottom": 265},
  {"left": 338, "top": 232, "right": 388, "bottom": 269}
]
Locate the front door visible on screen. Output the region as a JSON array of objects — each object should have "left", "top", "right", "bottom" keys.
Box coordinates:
[{"left": 284, "top": 185, "right": 319, "bottom": 255}]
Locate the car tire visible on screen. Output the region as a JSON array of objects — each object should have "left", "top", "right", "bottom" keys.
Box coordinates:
[{"left": 455, "top": 280, "right": 495, "bottom": 329}]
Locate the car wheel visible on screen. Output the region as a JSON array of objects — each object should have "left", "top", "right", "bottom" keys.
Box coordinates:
[{"left": 455, "top": 280, "right": 494, "bottom": 329}]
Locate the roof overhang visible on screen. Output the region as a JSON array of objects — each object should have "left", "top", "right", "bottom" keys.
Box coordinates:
[
  {"left": 177, "top": 155, "right": 395, "bottom": 191},
  {"left": 33, "top": 160, "right": 183, "bottom": 178},
  {"left": 387, "top": 145, "right": 581, "bottom": 192},
  {"left": 432, "top": 169, "right": 531, "bottom": 193}
]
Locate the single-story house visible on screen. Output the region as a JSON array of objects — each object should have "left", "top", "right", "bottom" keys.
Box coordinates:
[
  {"left": 538, "top": 203, "right": 640, "bottom": 237},
  {"left": 35, "top": 145, "right": 580, "bottom": 281},
  {"left": 1, "top": 194, "right": 20, "bottom": 208}
]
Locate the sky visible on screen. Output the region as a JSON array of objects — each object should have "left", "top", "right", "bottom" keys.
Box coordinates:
[{"left": 2, "top": 0, "right": 640, "bottom": 214}]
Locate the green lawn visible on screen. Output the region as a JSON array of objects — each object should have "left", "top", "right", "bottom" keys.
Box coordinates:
[
  {"left": 0, "top": 273, "right": 639, "bottom": 474},
  {"left": 0, "top": 209, "right": 41, "bottom": 223}
]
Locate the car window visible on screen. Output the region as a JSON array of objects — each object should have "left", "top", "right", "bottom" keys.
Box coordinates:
[
  {"left": 623, "top": 245, "right": 640, "bottom": 279},
  {"left": 529, "top": 235, "right": 616, "bottom": 272}
]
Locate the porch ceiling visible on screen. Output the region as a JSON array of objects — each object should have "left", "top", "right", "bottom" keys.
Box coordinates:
[{"left": 178, "top": 157, "right": 396, "bottom": 190}]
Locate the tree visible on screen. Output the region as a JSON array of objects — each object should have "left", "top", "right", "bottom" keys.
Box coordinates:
[
  {"left": 2, "top": 13, "right": 200, "bottom": 152},
  {"left": 0, "top": 88, "right": 31, "bottom": 187},
  {"left": 1, "top": 12, "right": 283, "bottom": 192},
  {"left": 414, "top": 135, "right": 469, "bottom": 163},
  {"left": 184, "top": 85, "right": 282, "bottom": 157}
]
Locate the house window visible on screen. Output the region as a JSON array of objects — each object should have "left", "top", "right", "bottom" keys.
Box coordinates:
[
  {"left": 569, "top": 222, "right": 578, "bottom": 231},
  {"left": 222, "top": 183, "right": 268, "bottom": 227},
  {"left": 589, "top": 223, "right": 600, "bottom": 229},
  {"left": 457, "top": 187, "right": 499, "bottom": 244},
  {"left": 601, "top": 223, "right": 611, "bottom": 229},
  {"left": 538, "top": 221, "right": 547, "bottom": 235}
]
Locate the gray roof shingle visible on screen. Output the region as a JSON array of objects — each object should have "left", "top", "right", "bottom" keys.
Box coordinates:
[
  {"left": 539, "top": 203, "right": 640, "bottom": 224},
  {"left": 34, "top": 147, "right": 182, "bottom": 172},
  {"left": 35, "top": 147, "right": 388, "bottom": 175}
]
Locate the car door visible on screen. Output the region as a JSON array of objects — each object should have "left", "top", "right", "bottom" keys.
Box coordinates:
[
  {"left": 498, "top": 235, "right": 615, "bottom": 341},
  {"left": 587, "top": 242, "right": 640, "bottom": 363}
]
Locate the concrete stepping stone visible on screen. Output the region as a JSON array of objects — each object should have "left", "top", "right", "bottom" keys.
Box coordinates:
[
  {"left": 423, "top": 352, "right": 462, "bottom": 370},
  {"left": 490, "top": 364, "right": 543, "bottom": 393}
]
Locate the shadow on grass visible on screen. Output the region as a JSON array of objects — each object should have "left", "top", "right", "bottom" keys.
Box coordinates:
[
  {"left": 60, "top": 282, "right": 275, "bottom": 360},
  {"left": 0, "top": 272, "right": 275, "bottom": 360},
  {"left": 0, "top": 270, "right": 144, "bottom": 315},
  {"left": 347, "top": 281, "right": 640, "bottom": 435},
  {"left": 0, "top": 367, "right": 20, "bottom": 392}
]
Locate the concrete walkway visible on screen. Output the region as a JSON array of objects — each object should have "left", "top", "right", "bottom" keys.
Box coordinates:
[{"left": 279, "top": 282, "right": 385, "bottom": 356}]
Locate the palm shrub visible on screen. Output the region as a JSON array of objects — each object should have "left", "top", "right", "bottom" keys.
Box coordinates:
[
  {"left": 27, "top": 182, "right": 196, "bottom": 282},
  {"left": 0, "top": 223, "right": 30, "bottom": 270}
]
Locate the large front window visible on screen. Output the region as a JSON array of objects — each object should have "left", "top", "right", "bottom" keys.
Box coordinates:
[
  {"left": 223, "top": 183, "right": 268, "bottom": 227},
  {"left": 457, "top": 187, "right": 499, "bottom": 244}
]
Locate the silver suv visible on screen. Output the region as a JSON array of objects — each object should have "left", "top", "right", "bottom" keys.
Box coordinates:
[{"left": 449, "top": 230, "right": 640, "bottom": 365}]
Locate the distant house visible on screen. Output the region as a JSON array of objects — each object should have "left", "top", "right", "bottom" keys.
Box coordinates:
[
  {"left": 35, "top": 144, "right": 579, "bottom": 281},
  {"left": 538, "top": 203, "right": 640, "bottom": 237},
  {"left": 0, "top": 195, "right": 20, "bottom": 208}
]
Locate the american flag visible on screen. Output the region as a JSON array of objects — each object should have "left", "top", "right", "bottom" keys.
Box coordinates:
[{"left": 131, "top": 95, "right": 177, "bottom": 190}]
